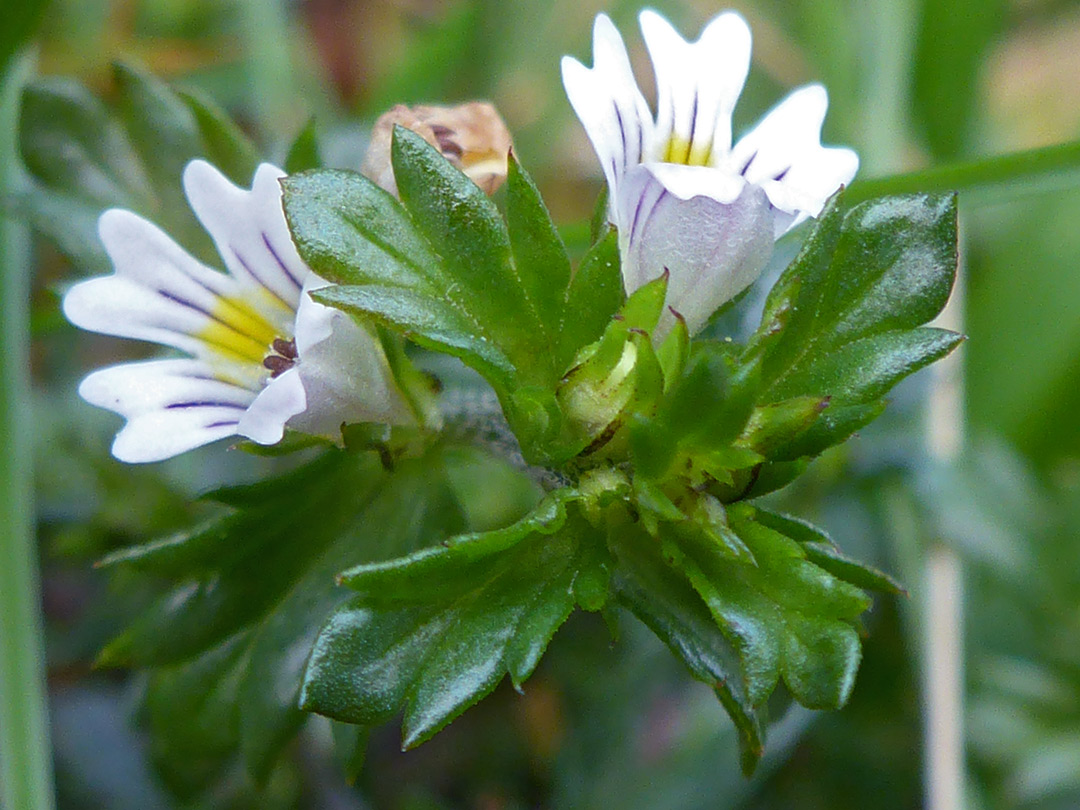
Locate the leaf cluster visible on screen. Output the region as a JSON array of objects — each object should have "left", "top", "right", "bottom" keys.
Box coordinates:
[
  {"left": 93, "top": 443, "right": 536, "bottom": 787},
  {"left": 279, "top": 134, "right": 960, "bottom": 773}
]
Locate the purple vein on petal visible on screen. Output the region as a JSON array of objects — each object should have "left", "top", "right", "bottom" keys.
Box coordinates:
[
  {"left": 165, "top": 401, "right": 249, "bottom": 410},
  {"left": 261, "top": 232, "right": 305, "bottom": 291},
  {"left": 231, "top": 246, "right": 296, "bottom": 308}
]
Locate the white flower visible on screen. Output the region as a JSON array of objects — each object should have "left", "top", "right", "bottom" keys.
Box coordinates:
[
  {"left": 63, "top": 160, "right": 412, "bottom": 463},
  {"left": 561, "top": 10, "right": 859, "bottom": 335}
]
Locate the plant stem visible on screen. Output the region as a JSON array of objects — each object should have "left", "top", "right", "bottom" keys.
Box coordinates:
[
  {"left": 922, "top": 229, "right": 967, "bottom": 810},
  {"left": 0, "top": 50, "right": 55, "bottom": 810},
  {"left": 847, "top": 140, "right": 1080, "bottom": 205}
]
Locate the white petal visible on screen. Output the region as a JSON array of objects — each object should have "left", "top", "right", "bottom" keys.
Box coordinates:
[
  {"left": 617, "top": 165, "right": 774, "bottom": 336},
  {"left": 111, "top": 410, "right": 243, "bottom": 463},
  {"left": 237, "top": 366, "right": 307, "bottom": 445},
  {"left": 64, "top": 274, "right": 215, "bottom": 358},
  {"left": 78, "top": 359, "right": 256, "bottom": 462},
  {"left": 286, "top": 276, "right": 413, "bottom": 439},
  {"left": 65, "top": 209, "right": 245, "bottom": 349},
  {"left": 729, "top": 85, "right": 859, "bottom": 229},
  {"left": 292, "top": 273, "right": 337, "bottom": 356},
  {"left": 640, "top": 9, "right": 751, "bottom": 164},
  {"left": 183, "top": 160, "right": 306, "bottom": 312},
  {"left": 639, "top": 162, "right": 747, "bottom": 204},
  {"left": 561, "top": 14, "right": 654, "bottom": 223},
  {"left": 79, "top": 358, "right": 255, "bottom": 415}
]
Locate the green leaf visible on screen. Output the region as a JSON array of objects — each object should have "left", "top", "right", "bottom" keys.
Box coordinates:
[
  {"left": 752, "top": 509, "right": 905, "bottom": 595},
  {"left": 18, "top": 77, "right": 151, "bottom": 210},
  {"left": 754, "top": 193, "right": 959, "bottom": 402},
  {"left": 284, "top": 117, "right": 321, "bottom": 174},
  {"left": 766, "top": 401, "right": 886, "bottom": 461},
  {"left": 610, "top": 525, "right": 765, "bottom": 775},
  {"left": 742, "top": 460, "right": 810, "bottom": 500},
  {"left": 657, "top": 311, "right": 690, "bottom": 388},
  {"left": 281, "top": 168, "right": 446, "bottom": 289},
  {"left": 733, "top": 192, "right": 962, "bottom": 463},
  {"left": 505, "top": 151, "right": 572, "bottom": 341},
  {"left": 98, "top": 446, "right": 490, "bottom": 779},
  {"left": 737, "top": 396, "right": 828, "bottom": 458},
  {"left": 391, "top": 126, "right": 560, "bottom": 383},
  {"left": 558, "top": 228, "right": 624, "bottom": 371},
  {"left": 769, "top": 327, "right": 963, "bottom": 404},
  {"left": 283, "top": 155, "right": 563, "bottom": 452},
  {"left": 177, "top": 88, "right": 261, "bottom": 186},
  {"left": 628, "top": 342, "right": 759, "bottom": 482},
  {"left": 331, "top": 722, "right": 370, "bottom": 784},
  {"left": 140, "top": 634, "right": 249, "bottom": 794},
  {"left": 285, "top": 140, "right": 628, "bottom": 462},
  {"left": 238, "top": 457, "right": 465, "bottom": 775},
  {"left": 300, "top": 493, "right": 611, "bottom": 748},
  {"left": 663, "top": 503, "right": 870, "bottom": 710},
  {"left": 315, "top": 283, "right": 517, "bottom": 382},
  {"left": 13, "top": 185, "right": 111, "bottom": 274},
  {"left": 0, "top": 0, "right": 46, "bottom": 80},
  {"left": 668, "top": 345, "right": 759, "bottom": 448},
  {"left": 112, "top": 61, "right": 203, "bottom": 222},
  {"left": 589, "top": 186, "right": 609, "bottom": 244},
  {"left": 17, "top": 69, "right": 259, "bottom": 269}
]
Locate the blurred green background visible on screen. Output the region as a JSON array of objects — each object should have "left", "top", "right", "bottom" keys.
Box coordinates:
[{"left": 8, "top": 0, "right": 1080, "bottom": 808}]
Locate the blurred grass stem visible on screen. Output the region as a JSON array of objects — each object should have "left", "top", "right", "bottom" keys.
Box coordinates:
[
  {"left": 236, "top": 0, "right": 294, "bottom": 141},
  {"left": 0, "top": 49, "right": 55, "bottom": 810},
  {"left": 922, "top": 233, "right": 967, "bottom": 810},
  {"left": 857, "top": 0, "right": 919, "bottom": 175},
  {"left": 848, "top": 140, "right": 1080, "bottom": 205}
]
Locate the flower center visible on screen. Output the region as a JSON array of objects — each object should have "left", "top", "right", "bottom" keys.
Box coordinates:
[
  {"left": 263, "top": 337, "right": 298, "bottom": 378},
  {"left": 197, "top": 295, "right": 284, "bottom": 365},
  {"left": 661, "top": 134, "right": 712, "bottom": 167}
]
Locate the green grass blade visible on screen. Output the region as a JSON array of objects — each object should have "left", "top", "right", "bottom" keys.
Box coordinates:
[
  {"left": 0, "top": 49, "right": 56, "bottom": 810},
  {"left": 848, "top": 141, "right": 1080, "bottom": 205}
]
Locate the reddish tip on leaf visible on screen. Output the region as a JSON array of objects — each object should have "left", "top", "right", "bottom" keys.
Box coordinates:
[{"left": 667, "top": 305, "right": 686, "bottom": 324}]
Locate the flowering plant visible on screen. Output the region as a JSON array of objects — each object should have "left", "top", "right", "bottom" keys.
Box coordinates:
[{"left": 37, "top": 7, "right": 959, "bottom": 784}]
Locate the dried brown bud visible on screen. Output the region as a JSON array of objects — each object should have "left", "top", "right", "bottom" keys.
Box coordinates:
[{"left": 362, "top": 102, "right": 513, "bottom": 196}]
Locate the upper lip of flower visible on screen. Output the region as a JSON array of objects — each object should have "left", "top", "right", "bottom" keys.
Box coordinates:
[{"left": 560, "top": 9, "right": 860, "bottom": 235}]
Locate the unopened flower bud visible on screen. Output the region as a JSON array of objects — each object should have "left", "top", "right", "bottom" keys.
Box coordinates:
[{"left": 362, "top": 102, "right": 513, "bottom": 196}]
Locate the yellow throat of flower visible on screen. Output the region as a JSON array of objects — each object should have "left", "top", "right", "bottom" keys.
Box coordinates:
[
  {"left": 661, "top": 134, "right": 712, "bottom": 167},
  {"left": 197, "top": 294, "right": 286, "bottom": 366}
]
